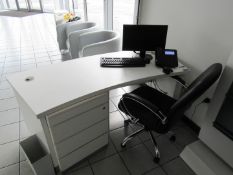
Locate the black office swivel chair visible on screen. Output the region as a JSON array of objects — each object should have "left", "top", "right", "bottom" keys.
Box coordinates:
[{"left": 118, "top": 63, "right": 222, "bottom": 162}]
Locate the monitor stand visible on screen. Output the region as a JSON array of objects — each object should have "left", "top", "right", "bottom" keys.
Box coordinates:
[{"left": 140, "top": 51, "right": 153, "bottom": 64}]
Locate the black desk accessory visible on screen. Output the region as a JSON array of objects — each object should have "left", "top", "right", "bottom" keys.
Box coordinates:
[
  {"left": 122, "top": 25, "right": 168, "bottom": 64},
  {"left": 155, "top": 48, "right": 178, "bottom": 68}
]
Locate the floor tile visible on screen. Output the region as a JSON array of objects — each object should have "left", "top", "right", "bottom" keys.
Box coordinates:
[
  {"left": 0, "top": 81, "right": 11, "bottom": 90},
  {"left": 172, "top": 127, "right": 198, "bottom": 152},
  {"left": 122, "top": 85, "right": 140, "bottom": 93},
  {"left": 120, "top": 144, "right": 158, "bottom": 175},
  {"left": 50, "top": 55, "right": 62, "bottom": 60},
  {"left": 0, "top": 122, "right": 19, "bottom": 144},
  {"left": 0, "top": 108, "right": 19, "bottom": 127},
  {"left": 0, "top": 141, "right": 19, "bottom": 168},
  {"left": 144, "top": 135, "right": 180, "bottom": 165},
  {"left": 0, "top": 163, "right": 19, "bottom": 175},
  {"left": 109, "top": 100, "right": 117, "bottom": 113},
  {"left": 88, "top": 139, "right": 117, "bottom": 163},
  {"left": 35, "top": 57, "right": 50, "bottom": 63},
  {"left": 162, "top": 157, "right": 196, "bottom": 175},
  {"left": 20, "top": 53, "right": 34, "bottom": 58},
  {"left": 64, "top": 159, "right": 90, "bottom": 174},
  {"left": 130, "top": 123, "right": 160, "bottom": 142},
  {"left": 20, "top": 121, "right": 31, "bottom": 139},
  {"left": 109, "top": 88, "right": 125, "bottom": 98},
  {"left": 0, "top": 98, "right": 18, "bottom": 111},
  {"left": 19, "top": 146, "right": 26, "bottom": 162},
  {"left": 36, "top": 61, "right": 52, "bottom": 67},
  {"left": 0, "top": 88, "right": 15, "bottom": 99},
  {"left": 1, "top": 76, "right": 8, "bottom": 82},
  {"left": 110, "top": 96, "right": 128, "bottom": 118},
  {"left": 21, "top": 64, "right": 37, "bottom": 71},
  {"left": 144, "top": 167, "right": 167, "bottom": 175},
  {"left": 34, "top": 52, "right": 49, "bottom": 58},
  {"left": 19, "top": 109, "right": 25, "bottom": 121},
  {"left": 20, "top": 161, "right": 34, "bottom": 175},
  {"left": 110, "top": 127, "right": 142, "bottom": 152},
  {"left": 52, "top": 60, "right": 62, "bottom": 64},
  {"left": 4, "top": 61, "right": 20, "bottom": 68},
  {"left": 3, "top": 66, "right": 20, "bottom": 74},
  {"left": 5, "top": 57, "right": 20, "bottom": 62},
  {"left": 109, "top": 111, "right": 125, "bottom": 131},
  {"left": 65, "top": 166, "right": 93, "bottom": 175},
  {"left": 21, "top": 59, "right": 36, "bottom": 65},
  {"left": 91, "top": 154, "right": 129, "bottom": 175},
  {"left": 111, "top": 95, "right": 122, "bottom": 107}
]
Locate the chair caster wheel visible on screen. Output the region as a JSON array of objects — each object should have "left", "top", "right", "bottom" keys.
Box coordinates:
[
  {"left": 153, "top": 157, "right": 160, "bottom": 163},
  {"left": 169, "top": 135, "right": 176, "bottom": 142},
  {"left": 121, "top": 143, "right": 126, "bottom": 148}
]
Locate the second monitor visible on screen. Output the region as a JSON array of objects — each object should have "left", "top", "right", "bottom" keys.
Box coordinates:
[{"left": 122, "top": 24, "right": 168, "bottom": 62}]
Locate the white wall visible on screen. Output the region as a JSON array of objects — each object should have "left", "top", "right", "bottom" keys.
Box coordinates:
[{"left": 139, "top": 0, "right": 233, "bottom": 126}]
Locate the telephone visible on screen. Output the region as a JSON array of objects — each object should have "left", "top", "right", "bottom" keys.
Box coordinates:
[{"left": 155, "top": 48, "right": 178, "bottom": 68}]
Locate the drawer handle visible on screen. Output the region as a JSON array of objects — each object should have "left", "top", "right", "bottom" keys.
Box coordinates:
[{"left": 102, "top": 106, "right": 106, "bottom": 110}]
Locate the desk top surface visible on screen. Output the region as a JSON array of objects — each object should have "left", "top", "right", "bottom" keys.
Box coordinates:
[{"left": 7, "top": 51, "right": 188, "bottom": 118}]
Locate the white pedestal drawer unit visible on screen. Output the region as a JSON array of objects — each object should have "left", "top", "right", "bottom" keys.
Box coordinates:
[{"left": 46, "top": 93, "right": 109, "bottom": 170}]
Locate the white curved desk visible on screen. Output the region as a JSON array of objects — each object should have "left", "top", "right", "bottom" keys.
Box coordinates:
[{"left": 7, "top": 51, "right": 189, "bottom": 171}]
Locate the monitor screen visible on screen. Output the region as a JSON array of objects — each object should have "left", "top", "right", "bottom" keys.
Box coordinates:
[{"left": 122, "top": 25, "right": 168, "bottom": 52}]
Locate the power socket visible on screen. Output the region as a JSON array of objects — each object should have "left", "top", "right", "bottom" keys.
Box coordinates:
[{"left": 202, "top": 98, "right": 211, "bottom": 103}]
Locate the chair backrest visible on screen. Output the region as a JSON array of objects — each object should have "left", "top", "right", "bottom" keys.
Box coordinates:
[
  {"left": 79, "top": 30, "right": 121, "bottom": 57},
  {"left": 167, "top": 63, "right": 222, "bottom": 127},
  {"left": 66, "top": 22, "right": 96, "bottom": 36}
]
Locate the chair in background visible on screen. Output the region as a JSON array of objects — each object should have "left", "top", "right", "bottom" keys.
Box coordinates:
[
  {"left": 56, "top": 22, "right": 98, "bottom": 52},
  {"left": 118, "top": 63, "right": 222, "bottom": 162},
  {"left": 69, "top": 30, "right": 121, "bottom": 59},
  {"left": 54, "top": 10, "right": 68, "bottom": 26}
]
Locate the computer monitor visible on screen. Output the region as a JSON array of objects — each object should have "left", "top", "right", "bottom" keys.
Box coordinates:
[{"left": 122, "top": 24, "right": 168, "bottom": 59}]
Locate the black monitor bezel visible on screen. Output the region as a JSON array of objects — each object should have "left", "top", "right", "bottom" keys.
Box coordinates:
[{"left": 122, "top": 24, "right": 168, "bottom": 53}]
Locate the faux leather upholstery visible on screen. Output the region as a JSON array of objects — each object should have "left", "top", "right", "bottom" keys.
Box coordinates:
[{"left": 118, "top": 63, "right": 222, "bottom": 133}]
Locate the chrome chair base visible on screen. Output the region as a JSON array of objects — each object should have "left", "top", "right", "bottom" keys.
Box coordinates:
[{"left": 120, "top": 118, "right": 166, "bottom": 163}]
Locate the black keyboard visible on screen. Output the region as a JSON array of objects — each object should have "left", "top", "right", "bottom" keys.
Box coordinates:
[{"left": 100, "top": 57, "right": 145, "bottom": 67}]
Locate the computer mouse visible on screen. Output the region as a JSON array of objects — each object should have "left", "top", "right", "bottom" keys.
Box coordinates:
[{"left": 163, "top": 67, "right": 173, "bottom": 74}]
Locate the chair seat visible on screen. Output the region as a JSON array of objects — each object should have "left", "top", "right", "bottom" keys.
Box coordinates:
[
  {"left": 130, "top": 85, "right": 176, "bottom": 115},
  {"left": 118, "top": 85, "right": 176, "bottom": 132}
]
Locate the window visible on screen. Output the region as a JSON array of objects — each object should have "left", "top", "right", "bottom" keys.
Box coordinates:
[
  {"left": 113, "top": 0, "right": 136, "bottom": 34},
  {"left": 86, "top": 0, "right": 104, "bottom": 28},
  {"left": 42, "top": 0, "right": 55, "bottom": 12},
  {"left": 8, "top": 0, "right": 18, "bottom": 9},
  {"left": 0, "top": 0, "right": 138, "bottom": 31},
  {"left": 73, "top": 0, "right": 85, "bottom": 21}
]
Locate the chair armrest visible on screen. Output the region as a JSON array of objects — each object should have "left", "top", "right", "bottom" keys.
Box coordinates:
[
  {"left": 56, "top": 23, "right": 68, "bottom": 50},
  {"left": 68, "top": 27, "right": 98, "bottom": 58},
  {"left": 81, "top": 37, "right": 121, "bottom": 57},
  {"left": 121, "top": 93, "right": 167, "bottom": 124},
  {"left": 66, "top": 21, "right": 84, "bottom": 35}
]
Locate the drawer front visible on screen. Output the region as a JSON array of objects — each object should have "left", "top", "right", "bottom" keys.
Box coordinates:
[
  {"left": 49, "top": 103, "right": 108, "bottom": 143},
  {"left": 59, "top": 134, "right": 108, "bottom": 171},
  {"left": 55, "top": 119, "right": 108, "bottom": 158},
  {"left": 47, "top": 93, "right": 108, "bottom": 126}
]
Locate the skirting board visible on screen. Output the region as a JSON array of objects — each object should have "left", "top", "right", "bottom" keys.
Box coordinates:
[{"left": 180, "top": 140, "right": 233, "bottom": 175}]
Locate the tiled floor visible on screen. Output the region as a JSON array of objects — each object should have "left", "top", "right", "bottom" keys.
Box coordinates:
[{"left": 0, "top": 13, "right": 197, "bottom": 175}]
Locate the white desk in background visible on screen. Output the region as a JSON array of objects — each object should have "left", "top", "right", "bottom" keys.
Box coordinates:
[{"left": 7, "top": 51, "right": 189, "bottom": 171}]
